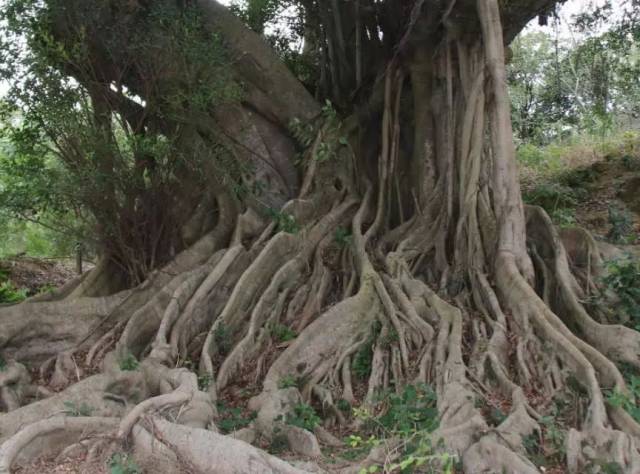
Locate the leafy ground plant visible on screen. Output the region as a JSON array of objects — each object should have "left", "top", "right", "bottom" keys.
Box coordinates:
[
  {"left": 108, "top": 453, "right": 141, "bottom": 474},
  {"left": 118, "top": 352, "right": 139, "bottom": 371},
  {"left": 216, "top": 402, "right": 257, "bottom": 433},
  {"left": 269, "top": 323, "right": 297, "bottom": 342},
  {"left": 285, "top": 403, "right": 321, "bottom": 431},
  {"left": 601, "top": 257, "right": 640, "bottom": 329},
  {"left": 0, "top": 280, "right": 27, "bottom": 304},
  {"left": 346, "top": 384, "right": 456, "bottom": 472}
]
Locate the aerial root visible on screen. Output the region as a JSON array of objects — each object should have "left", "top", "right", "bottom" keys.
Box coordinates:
[{"left": 0, "top": 416, "right": 118, "bottom": 474}]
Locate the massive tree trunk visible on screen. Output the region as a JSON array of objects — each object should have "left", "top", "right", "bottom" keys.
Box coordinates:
[{"left": 3, "top": 0, "right": 640, "bottom": 472}]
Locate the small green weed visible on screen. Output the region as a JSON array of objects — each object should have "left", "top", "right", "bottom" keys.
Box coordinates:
[
  {"left": 108, "top": 453, "right": 141, "bottom": 474},
  {"left": 198, "top": 373, "right": 212, "bottom": 391},
  {"left": 216, "top": 402, "right": 257, "bottom": 433},
  {"left": 118, "top": 352, "right": 139, "bottom": 371},
  {"left": 285, "top": 403, "right": 321, "bottom": 432},
  {"left": 0, "top": 356, "right": 7, "bottom": 372},
  {"left": 269, "top": 323, "right": 297, "bottom": 342},
  {"left": 267, "top": 209, "right": 300, "bottom": 234},
  {"left": 278, "top": 374, "right": 301, "bottom": 389}
]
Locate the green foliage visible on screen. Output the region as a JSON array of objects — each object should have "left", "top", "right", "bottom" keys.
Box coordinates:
[
  {"left": 352, "top": 323, "right": 381, "bottom": 380},
  {"left": 601, "top": 257, "right": 640, "bottom": 329},
  {"left": 523, "top": 182, "right": 579, "bottom": 227},
  {"left": 285, "top": 403, "right": 321, "bottom": 432},
  {"left": 558, "top": 167, "right": 599, "bottom": 188},
  {"left": 63, "top": 400, "right": 93, "bottom": 417},
  {"left": 277, "top": 374, "right": 301, "bottom": 389},
  {"left": 522, "top": 410, "right": 566, "bottom": 467},
  {"left": 334, "top": 226, "right": 352, "bottom": 247},
  {"left": 108, "top": 453, "right": 141, "bottom": 474},
  {"left": 523, "top": 182, "right": 578, "bottom": 210},
  {"left": 605, "top": 369, "right": 640, "bottom": 426},
  {"left": 267, "top": 427, "right": 289, "bottom": 454},
  {"left": 336, "top": 398, "right": 351, "bottom": 413},
  {"left": 0, "top": 0, "right": 240, "bottom": 282},
  {"left": 214, "top": 324, "right": 233, "bottom": 356},
  {"left": 267, "top": 209, "right": 299, "bottom": 234},
  {"left": 348, "top": 384, "right": 452, "bottom": 473},
  {"left": 198, "top": 374, "right": 212, "bottom": 391},
  {"left": 352, "top": 343, "right": 373, "bottom": 380},
  {"left": 289, "top": 100, "right": 348, "bottom": 164},
  {"left": 376, "top": 384, "right": 438, "bottom": 435},
  {"left": 118, "top": 352, "right": 139, "bottom": 372},
  {"left": 607, "top": 204, "right": 635, "bottom": 244},
  {"left": 269, "top": 323, "right": 297, "bottom": 342},
  {"left": 216, "top": 401, "right": 257, "bottom": 433},
  {"left": 509, "top": 23, "right": 640, "bottom": 146},
  {"left": 0, "top": 280, "right": 27, "bottom": 304},
  {"left": 0, "top": 356, "right": 6, "bottom": 372},
  {"left": 289, "top": 118, "right": 316, "bottom": 149}
]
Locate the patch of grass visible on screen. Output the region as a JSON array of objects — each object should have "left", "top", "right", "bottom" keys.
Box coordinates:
[{"left": 118, "top": 352, "right": 139, "bottom": 371}]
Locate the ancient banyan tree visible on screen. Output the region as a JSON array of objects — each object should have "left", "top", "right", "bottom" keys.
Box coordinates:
[{"left": 2, "top": 0, "right": 640, "bottom": 472}]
